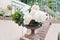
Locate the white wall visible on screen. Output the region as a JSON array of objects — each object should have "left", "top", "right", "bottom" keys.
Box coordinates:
[
  {"left": 0, "top": 0, "right": 12, "bottom": 9},
  {"left": 0, "top": 0, "right": 16, "bottom": 16},
  {"left": 0, "top": 20, "right": 27, "bottom": 40}
]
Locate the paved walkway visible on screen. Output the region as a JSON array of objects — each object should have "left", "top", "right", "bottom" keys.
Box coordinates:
[
  {"left": 0, "top": 17, "right": 60, "bottom": 40},
  {"left": 45, "top": 23, "right": 60, "bottom": 40},
  {"left": 0, "top": 20, "right": 27, "bottom": 40}
]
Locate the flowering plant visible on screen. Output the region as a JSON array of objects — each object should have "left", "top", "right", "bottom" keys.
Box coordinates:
[{"left": 12, "top": 4, "right": 47, "bottom": 27}]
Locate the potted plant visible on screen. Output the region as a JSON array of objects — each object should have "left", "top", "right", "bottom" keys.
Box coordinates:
[{"left": 12, "top": 4, "right": 47, "bottom": 39}]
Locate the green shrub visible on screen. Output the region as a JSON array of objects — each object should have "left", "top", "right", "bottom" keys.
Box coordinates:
[
  {"left": 12, "top": 11, "right": 24, "bottom": 26},
  {"left": 0, "top": 10, "right": 5, "bottom": 16}
]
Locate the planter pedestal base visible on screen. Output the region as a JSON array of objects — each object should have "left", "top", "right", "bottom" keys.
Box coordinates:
[{"left": 25, "top": 26, "right": 40, "bottom": 40}]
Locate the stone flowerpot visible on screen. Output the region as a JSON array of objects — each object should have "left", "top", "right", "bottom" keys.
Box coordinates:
[{"left": 25, "top": 20, "right": 42, "bottom": 40}]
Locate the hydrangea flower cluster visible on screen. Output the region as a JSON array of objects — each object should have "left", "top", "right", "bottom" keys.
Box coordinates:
[{"left": 23, "top": 4, "right": 47, "bottom": 25}]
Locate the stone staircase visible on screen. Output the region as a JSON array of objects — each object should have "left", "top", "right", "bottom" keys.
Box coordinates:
[{"left": 34, "top": 20, "right": 51, "bottom": 40}]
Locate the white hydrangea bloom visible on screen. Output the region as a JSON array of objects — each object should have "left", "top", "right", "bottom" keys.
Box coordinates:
[
  {"left": 29, "top": 10, "right": 37, "bottom": 16},
  {"left": 23, "top": 4, "right": 47, "bottom": 24},
  {"left": 23, "top": 14, "right": 32, "bottom": 25},
  {"left": 31, "top": 4, "right": 40, "bottom": 11},
  {"left": 30, "top": 4, "right": 40, "bottom": 16},
  {"left": 33, "top": 11, "right": 47, "bottom": 22}
]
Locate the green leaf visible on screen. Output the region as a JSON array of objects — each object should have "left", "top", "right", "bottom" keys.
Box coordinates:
[{"left": 12, "top": 10, "right": 24, "bottom": 26}]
